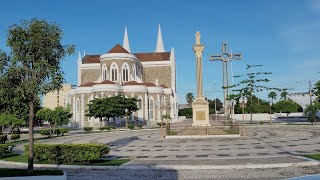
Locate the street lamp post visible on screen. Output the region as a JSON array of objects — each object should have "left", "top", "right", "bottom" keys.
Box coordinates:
[
  {"left": 155, "top": 100, "right": 167, "bottom": 140},
  {"left": 162, "top": 99, "right": 167, "bottom": 139},
  {"left": 239, "top": 96, "right": 247, "bottom": 136},
  {"left": 125, "top": 108, "right": 128, "bottom": 128},
  {"left": 230, "top": 99, "right": 237, "bottom": 124},
  {"left": 269, "top": 102, "right": 272, "bottom": 125}
]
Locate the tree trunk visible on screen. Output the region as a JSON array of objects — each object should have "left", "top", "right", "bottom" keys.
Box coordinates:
[
  {"left": 28, "top": 100, "right": 35, "bottom": 174},
  {"left": 286, "top": 114, "right": 289, "bottom": 123},
  {"left": 100, "top": 117, "right": 102, "bottom": 128}
]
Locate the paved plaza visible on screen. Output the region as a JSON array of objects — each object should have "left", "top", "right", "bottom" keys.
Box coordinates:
[
  {"left": 29, "top": 124, "right": 320, "bottom": 162},
  {"left": 8, "top": 123, "right": 320, "bottom": 179}
]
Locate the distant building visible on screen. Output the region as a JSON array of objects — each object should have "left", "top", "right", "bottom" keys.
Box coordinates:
[
  {"left": 43, "top": 84, "right": 74, "bottom": 109},
  {"left": 178, "top": 104, "right": 191, "bottom": 110},
  {"left": 66, "top": 26, "right": 178, "bottom": 128}
]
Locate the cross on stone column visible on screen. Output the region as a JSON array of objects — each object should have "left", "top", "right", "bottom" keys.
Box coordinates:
[{"left": 210, "top": 42, "right": 242, "bottom": 119}]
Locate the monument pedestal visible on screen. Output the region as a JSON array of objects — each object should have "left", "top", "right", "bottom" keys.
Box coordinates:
[{"left": 192, "top": 97, "right": 210, "bottom": 126}]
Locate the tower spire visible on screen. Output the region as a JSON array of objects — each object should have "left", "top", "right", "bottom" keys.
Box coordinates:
[
  {"left": 155, "top": 24, "right": 165, "bottom": 52},
  {"left": 123, "top": 26, "right": 131, "bottom": 53}
]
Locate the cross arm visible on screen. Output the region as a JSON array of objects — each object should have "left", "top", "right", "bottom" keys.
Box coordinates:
[
  {"left": 209, "top": 55, "right": 223, "bottom": 61},
  {"left": 231, "top": 53, "right": 242, "bottom": 60}
]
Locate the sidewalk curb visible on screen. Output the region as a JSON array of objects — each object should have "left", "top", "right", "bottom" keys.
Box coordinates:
[
  {"left": 1, "top": 159, "right": 319, "bottom": 170},
  {"left": 165, "top": 134, "right": 241, "bottom": 139}
]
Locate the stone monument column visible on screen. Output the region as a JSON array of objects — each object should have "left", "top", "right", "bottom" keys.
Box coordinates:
[{"left": 192, "top": 31, "right": 210, "bottom": 126}]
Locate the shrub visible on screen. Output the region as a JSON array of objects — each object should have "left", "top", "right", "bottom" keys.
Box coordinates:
[
  {"left": 259, "top": 121, "right": 264, "bottom": 125},
  {"left": 168, "top": 131, "right": 178, "bottom": 135},
  {"left": 98, "top": 126, "right": 112, "bottom": 132},
  {"left": 60, "top": 144, "right": 110, "bottom": 163},
  {"left": 24, "top": 143, "right": 110, "bottom": 163},
  {"left": 137, "top": 124, "right": 142, "bottom": 129},
  {"left": 0, "top": 144, "right": 8, "bottom": 157},
  {"left": 84, "top": 127, "right": 93, "bottom": 132},
  {"left": 25, "top": 144, "right": 59, "bottom": 163},
  {"left": 156, "top": 122, "right": 166, "bottom": 126},
  {"left": 57, "top": 128, "right": 70, "bottom": 136},
  {"left": 128, "top": 124, "right": 135, "bottom": 130},
  {"left": 0, "top": 135, "right": 7, "bottom": 144},
  {"left": 10, "top": 134, "right": 20, "bottom": 141},
  {"left": 39, "top": 128, "right": 70, "bottom": 137}
]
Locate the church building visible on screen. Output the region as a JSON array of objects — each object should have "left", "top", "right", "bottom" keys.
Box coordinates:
[{"left": 67, "top": 26, "right": 178, "bottom": 128}]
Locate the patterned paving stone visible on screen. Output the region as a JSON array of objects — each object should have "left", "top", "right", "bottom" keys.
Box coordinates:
[
  {"left": 217, "top": 154, "right": 230, "bottom": 157},
  {"left": 176, "top": 155, "right": 188, "bottom": 158},
  {"left": 137, "top": 156, "right": 149, "bottom": 158},
  {"left": 154, "top": 156, "right": 167, "bottom": 158},
  {"left": 237, "top": 153, "right": 250, "bottom": 156},
  {"left": 196, "top": 155, "right": 209, "bottom": 157}
]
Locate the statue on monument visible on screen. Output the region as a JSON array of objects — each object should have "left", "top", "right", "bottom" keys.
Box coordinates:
[{"left": 196, "top": 31, "right": 201, "bottom": 45}]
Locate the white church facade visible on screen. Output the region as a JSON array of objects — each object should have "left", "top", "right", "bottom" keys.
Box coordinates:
[{"left": 66, "top": 26, "right": 178, "bottom": 128}]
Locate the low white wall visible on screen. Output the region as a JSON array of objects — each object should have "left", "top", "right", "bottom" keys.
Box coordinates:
[{"left": 231, "top": 113, "right": 304, "bottom": 121}]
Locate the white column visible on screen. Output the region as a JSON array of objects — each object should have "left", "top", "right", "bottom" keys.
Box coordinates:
[
  {"left": 144, "top": 93, "right": 149, "bottom": 123},
  {"left": 72, "top": 96, "right": 76, "bottom": 122},
  {"left": 81, "top": 94, "right": 84, "bottom": 126},
  {"left": 157, "top": 94, "right": 160, "bottom": 122}
]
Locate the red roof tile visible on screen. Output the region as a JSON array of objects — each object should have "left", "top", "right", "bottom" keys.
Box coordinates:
[
  {"left": 124, "top": 81, "right": 158, "bottom": 87},
  {"left": 97, "top": 80, "right": 115, "bottom": 85},
  {"left": 107, "top": 44, "right": 129, "bottom": 53},
  {"left": 79, "top": 82, "right": 96, "bottom": 87},
  {"left": 123, "top": 81, "right": 140, "bottom": 86},
  {"left": 141, "top": 82, "right": 157, "bottom": 87},
  {"left": 160, "top": 84, "right": 168, "bottom": 88},
  {"left": 82, "top": 55, "right": 100, "bottom": 64},
  {"left": 134, "top": 52, "right": 170, "bottom": 62}
]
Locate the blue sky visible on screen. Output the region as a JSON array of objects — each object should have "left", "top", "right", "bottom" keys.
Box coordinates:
[{"left": 1, "top": 0, "right": 320, "bottom": 104}]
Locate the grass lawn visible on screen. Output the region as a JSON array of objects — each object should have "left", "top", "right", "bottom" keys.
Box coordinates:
[
  {"left": 1, "top": 154, "right": 129, "bottom": 166},
  {"left": 0, "top": 168, "right": 63, "bottom": 177},
  {"left": 303, "top": 154, "right": 320, "bottom": 160}
]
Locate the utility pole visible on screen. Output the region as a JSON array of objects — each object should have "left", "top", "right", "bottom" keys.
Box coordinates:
[{"left": 309, "top": 80, "right": 316, "bottom": 124}]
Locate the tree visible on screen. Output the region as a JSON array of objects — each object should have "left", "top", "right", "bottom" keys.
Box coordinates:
[
  {"left": 280, "top": 91, "right": 288, "bottom": 100},
  {"left": 208, "top": 98, "right": 223, "bottom": 112},
  {"left": 3, "top": 19, "right": 75, "bottom": 174},
  {"left": 36, "top": 106, "right": 71, "bottom": 128},
  {"left": 232, "top": 64, "right": 281, "bottom": 123},
  {"left": 185, "top": 93, "right": 194, "bottom": 105},
  {"left": 0, "top": 113, "right": 25, "bottom": 134},
  {"left": 274, "top": 100, "right": 297, "bottom": 122},
  {"left": 0, "top": 51, "right": 41, "bottom": 126},
  {"left": 268, "top": 91, "right": 277, "bottom": 104},
  {"left": 86, "top": 98, "right": 108, "bottom": 127},
  {"left": 313, "top": 80, "right": 320, "bottom": 102},
  {"left": 86, "top": 95, "right": 138, "bottom": 127},
  {"left": 305, "top": 101, "right": 320, "bottom": 124}
]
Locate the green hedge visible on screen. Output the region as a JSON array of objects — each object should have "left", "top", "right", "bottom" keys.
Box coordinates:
[
  {"left": 25, "top": 143, "right": 110, "bottom": 163},
  {"left": 178, "top": 108, "right": 192, "bottom": 118},
  {"left": 60, "top": 144, "right": 110, "bottom": 163},
  {"left": 39, "top": 128, "right": 70, "bottom": 137},
  {"left": 10, "top": 134, "right": 20, "bottom": 141},
  {"left": 98, "top": 126, "right": 112, "bottom": 131},
  {"left": 137, "top": 125, "right": 142, "bottom": 129},
  {"left": 128, "top": 124, "right": 135, "bottom": 130},
  {"left": 0, "top": 144, "right": 8, "bottom": 157},
  {"left": 84, "top": 127, "right": 93, "bottom": 132},
  {"left": 0, "top": 135, "right": 7, "bottom": 144}
]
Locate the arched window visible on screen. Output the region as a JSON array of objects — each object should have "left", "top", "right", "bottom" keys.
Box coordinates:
[
  {"left": 110, "top": 62, "right": 118, "bottom": 82},
  {"left": 149, "top": 99, "right": 154, "bottom": 120},
  {"left": 102, "top": 64, "right": 108, "bottom": 81},
  {"left": 132, "top": 64, "right": 136, "bottom": 81},
  {"left": 121, "top": 62, "right": 130, "bottom": 82}
]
